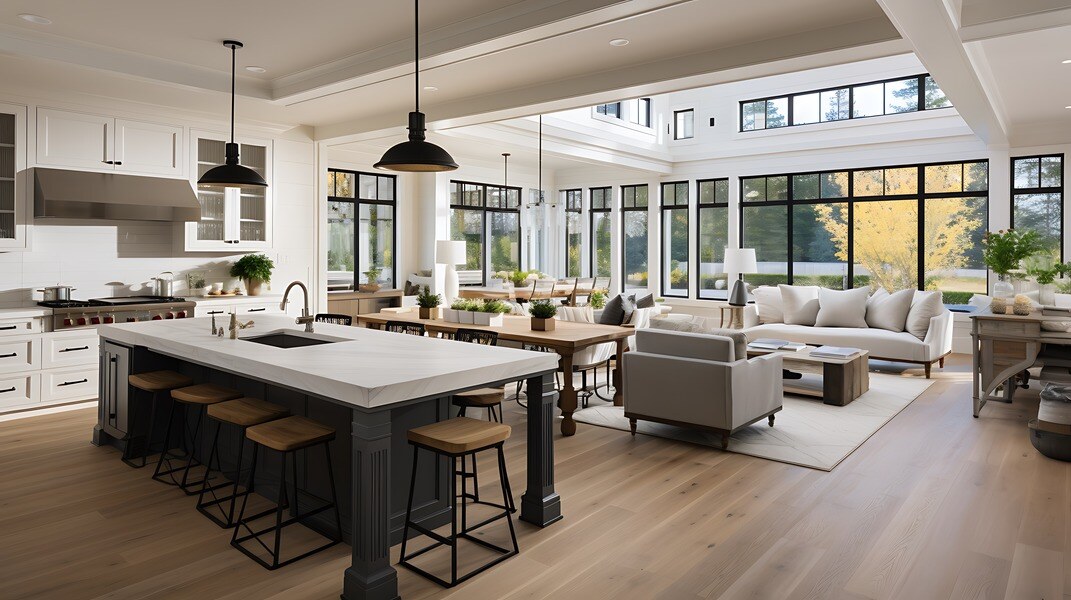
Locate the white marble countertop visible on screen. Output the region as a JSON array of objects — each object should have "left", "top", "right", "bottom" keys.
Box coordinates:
[
  {"left": 98, "top": 315, "right": 558, "bottom": 409},
  {"left": 0, "top": 307, "right": 53, "bottom": 319}
]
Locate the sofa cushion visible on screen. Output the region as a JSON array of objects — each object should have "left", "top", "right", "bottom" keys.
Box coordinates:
[
  {"left": 649, "top": 318, "right": 748, "bottom": 360},
  {"left": 632, "top": 293, "right": 656, "bottom": 308},
  {"left": 599, "top": 294, "right": 635, "bottom": 326},
  {"left": 866, "top": 288, "right": 914, "bottom": 332},
  {"left": 906, "top": 290, "right": 944, "bottom": 340},
  {"left": 635, "top": 329, "right": 735, "bottom": 362},
  {"left": 779, "top": 285, "right": 820, "bottom": 326},
  {"left": 744, "top": 323, "right": 931, "bottom": 362},
  {"left": 815, "top": 287, "right": 870, "bottom": 328},
  {"left": 752, "top": 286, "right": 784, "bottom": 324}
]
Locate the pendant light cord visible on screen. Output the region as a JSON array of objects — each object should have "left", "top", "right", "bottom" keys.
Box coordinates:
[
  {"left": 414, "top": 0, "right": 420, "bottom": 113},
  {"left": 538, "top": 115, "right": 542, "bottom": 204},
  {"left": 230, "top": 43, "right": 236, "bottom": 144}
]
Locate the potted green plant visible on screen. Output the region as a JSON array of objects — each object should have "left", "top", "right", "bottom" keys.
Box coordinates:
[
  {"left": 474, "top": 299, "right": 510, "bottom": 326},
  {"left": 360, "top": 265, "right": 383, "bottom": 292},
  {"left": 444, "top": 299, "right": 467, "bottom": 323},
  {"left": 588, "top": 289, "right": 607, "bottom": 309},
  {"left": 528, "top": 299, "right": 557, "bottom": 331},
  {"left": 457, "top": 299, "right": 479, "bottom": 324},
  {"left": 185, "top": 272, "right": 207, "bottom": 297},
  {"left": 1026, "top": 258, "right": 1071, "bottom": 306},
  {"left": 230, "top": 254, "right": 274, "bottom": 296},
  {"left": 982, "top": 229, "right": 1043, "bottom": 298},
  {"left": 416, "top": 285, "right": 442, "bottom": 320}
]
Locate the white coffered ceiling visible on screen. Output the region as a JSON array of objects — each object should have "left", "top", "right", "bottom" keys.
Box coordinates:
[{"left": 2, "top": 0, "right": 1069, "bottom": 147}]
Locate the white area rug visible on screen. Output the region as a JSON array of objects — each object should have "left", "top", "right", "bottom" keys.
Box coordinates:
[{"left": 572, "top": 373, "right": 934, "bottom": 471}]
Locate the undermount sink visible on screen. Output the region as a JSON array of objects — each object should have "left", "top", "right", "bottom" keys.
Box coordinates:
[{"left": 242, "top": 331, "right": 345, "bottom": 349}]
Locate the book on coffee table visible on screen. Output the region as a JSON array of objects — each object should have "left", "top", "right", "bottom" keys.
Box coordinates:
[
  {"left": 748, "top": 338, "right": 808, "bottom": 351},
  {"left": 810, "top": 345, "right": 862, "bottom": 358}
]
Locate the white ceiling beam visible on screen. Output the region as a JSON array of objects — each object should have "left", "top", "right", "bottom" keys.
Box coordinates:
[
  {"left": 316, "top": 18, "right": 906, "bottom": 142},
  {"left": 958, "top": 5, "right": 1071, "bottom": 41},
  {"left": 876, "top": 0, "right": 1008, "bottom": 146}
]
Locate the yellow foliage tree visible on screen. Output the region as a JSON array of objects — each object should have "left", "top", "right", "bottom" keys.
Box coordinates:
[{"left": 813, "top": 199, "right": 980, "bottom": 292}]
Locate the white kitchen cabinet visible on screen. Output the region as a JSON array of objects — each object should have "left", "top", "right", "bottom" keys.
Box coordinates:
[
  {"left": 114, "top": 119, "right": 183, "bottom": 175},
  {"left": 36, "top": 107, "right": 183, "bottom": 177},
  {"left": 186, "top": 130, "right": 272, "bottom": 251},
  {"left": 0, "top": 103, "right": 30, "bottom": 251}
]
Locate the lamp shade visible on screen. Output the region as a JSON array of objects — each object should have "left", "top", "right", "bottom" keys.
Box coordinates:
[
  {"left": 435, "top": 240, "right": 466, "bottom": 265},
  {"left": 723, "top": 247, "right": 757, "bottom": 274}
]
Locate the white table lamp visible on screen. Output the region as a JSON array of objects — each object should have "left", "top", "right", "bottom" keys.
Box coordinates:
[
  {"left": 436, "top": 240, "right": 467, "bottom": 304},
  {"left": 723, "top": 247, "right": 757, "bottom": 307}
]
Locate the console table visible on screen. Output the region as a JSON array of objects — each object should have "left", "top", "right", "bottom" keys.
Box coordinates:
[{"left": 970, "top": 311, "right": 1071, "bottom": 417}]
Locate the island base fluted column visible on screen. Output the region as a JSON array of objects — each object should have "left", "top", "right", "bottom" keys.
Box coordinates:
[
  {"left": 342, "top": 410, "right": 399, "bottom": 600},
  {"left": 521, "top": 372, "right": 562, "bottom": 527}
]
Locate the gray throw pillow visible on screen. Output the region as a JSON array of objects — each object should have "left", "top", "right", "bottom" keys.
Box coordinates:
[
  {"left": 598, "top": 294, "right": 635, "bottom": 325},
  {"left": 634, "top": 293, "right": 656, "bottom": 308}
]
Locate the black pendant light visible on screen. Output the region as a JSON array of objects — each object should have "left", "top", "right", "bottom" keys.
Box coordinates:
[
  {"left": 198, "top": 40, "right": 268, "bottom": 190},
  {"left": 374, "top": 0, "right": 458, "bottom": 172}
]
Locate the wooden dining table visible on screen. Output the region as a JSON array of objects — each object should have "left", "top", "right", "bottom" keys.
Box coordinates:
[
  {"left": 458, "top": 284, "right": 577, "bottom": 302},
  {"left": 355, "top": 313, "right": 633, "bottom": 436}
]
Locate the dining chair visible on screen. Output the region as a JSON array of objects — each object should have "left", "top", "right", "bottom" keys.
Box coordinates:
[
  {"left": 314, "top": 313, "right": 353, "bottom": 326},
  {"left": 384, "top": 321, "right": 426, "bottom": 336}
]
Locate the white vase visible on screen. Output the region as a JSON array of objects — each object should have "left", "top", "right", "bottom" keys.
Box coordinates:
[
  {"left": 1039, "top": 283, "right": 1056, "bottom": 306},
  {"left": 459, "top": 310, "right": 475, "bottom": 324},
  {"left": 992, "top": 273, "right": 1014, "bottom": 299}
]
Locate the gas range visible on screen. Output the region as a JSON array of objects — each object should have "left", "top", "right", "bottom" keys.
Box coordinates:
[{"left": 41, "top": 296, "right": 196, "bottom": 329}]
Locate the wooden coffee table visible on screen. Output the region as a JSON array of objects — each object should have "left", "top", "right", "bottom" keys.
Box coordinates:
[{"left": 747, "top": 346, "right": 870, "bottom": 406}]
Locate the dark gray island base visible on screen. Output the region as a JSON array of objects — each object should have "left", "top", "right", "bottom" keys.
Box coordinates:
[{"left": 94, "top": 333, "right": 561, "bottom": 600}]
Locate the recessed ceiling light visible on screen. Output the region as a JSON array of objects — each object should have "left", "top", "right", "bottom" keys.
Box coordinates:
[
  {"left": 18, "top": 13, "right": 52, "bottom": 25},
  {"left": 609, "top": 38, "right": 629, "bottom": 47},
  {"left": 1063, "top": 59, "right": 1071, "bottom": 64},
  {"left": 245, "top": 66, "right": 266, "bottom": 73},
  {"left": 423, "top": 85, "right": 438, "bottom": 91}
]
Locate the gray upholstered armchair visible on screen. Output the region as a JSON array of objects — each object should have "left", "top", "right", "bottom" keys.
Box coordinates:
[{"left": 622, "top": 329, "right": 784, "bottom": 449}]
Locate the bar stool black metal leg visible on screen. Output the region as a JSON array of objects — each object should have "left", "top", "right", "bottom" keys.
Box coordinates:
[
  {"left": 450, "top": 454, "right": 458, "bottom": 586},
  {"left": 230, "top": 443, "right": 259, "bottom": 545},
  {"left": 497, "top": 443, "right": 519, "bottom": 520},
  {"left": 179, "top": 405, "right": 208, "bottom": 494},
  {"left": 151, "top": 398, "right": 179, "bottom": 485},
  {"left": 324, "top": 443, "right": 342, "bottom": 541},
  {"left": 399, "top": 446, "right": 419, "bottom": 562},
  {"left": 197, "top": 420, "right": 248, "bottom": 528}
]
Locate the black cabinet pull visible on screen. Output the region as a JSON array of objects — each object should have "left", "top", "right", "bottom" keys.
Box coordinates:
[
  {"left": 0, "top": 325, "right": 17, "bottom": 330},
  {"left": 59, "top": 346, "right": 90, "bottom": 353},
  {"left": 113, "top": 161, "right": 122, "bottom": 165},
  {"left": 207, "top": 310, "right": 223, "bottom": 315},
  {"left": 0, "top": 387, "right": 14, "bottom": 393},
  {"left": 102, "top": 160, "right": 114, "bottom": 164},
  {"left": 58, "top": 379, "right": 88, "bottom": 387},
  {"left": 0, "top": 352, "right": 17, "bottom": 359},
  {"left": 247, "top": 308, "right": 265, "bottom": 312},
  {"left": 109, "top": 412, "right": 116, "bottom": 419},
  {"left": 109, "top": 356, "right": 118, "bottom": 363}
]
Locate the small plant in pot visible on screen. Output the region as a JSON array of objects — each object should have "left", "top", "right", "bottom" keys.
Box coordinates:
[
  {"left": 474, "top": 299, "right": 510, "bottom": 326},
  {"left": 456, "top": 299, "right": 479, "bottom": 324},
  {"left": 186, "top": 272, "right": 207, "bottom": 297},
  {"left": 360, "top": 266, "right": 383, "bottom": 292},
  {"left": 528, "top": 299, "right": 558, "bottom": 331},
  {"left": 443, "top": 299, "right": 467, "bottom": 323},
  {"left": 230, "top": 254, "right": 274, "bottom": 296},
  {"left": 416, "top": 285, "right": 442, "bottom": 320},
  {"left": 588, "top": 289, "right": 607, "bottom": 309}
]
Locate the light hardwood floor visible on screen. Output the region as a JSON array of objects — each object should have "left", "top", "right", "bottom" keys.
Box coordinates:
[{"left": 1, "top": 356, "right": 1068, "bottom": 600}]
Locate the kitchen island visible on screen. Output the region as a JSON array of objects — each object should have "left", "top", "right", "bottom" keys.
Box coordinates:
[{"left": 93, "top": 315, "right": 562, "bottom": 600}]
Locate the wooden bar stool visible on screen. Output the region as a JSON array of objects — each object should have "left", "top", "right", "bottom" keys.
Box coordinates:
[
  {"left": 197, "top": 397, "right": 289, "bottom": 528},
  {"left": 231, "top": 416, "right": 342, "bottom": 570},
  {"left": 400, "top": 417, "right": 519, "bottom": 588},
  {"left": 122, "top": 370, "right": 194, "bottom": 469},
  {"left": 152, "top": 383, "right": 241, "bottom": 494}
]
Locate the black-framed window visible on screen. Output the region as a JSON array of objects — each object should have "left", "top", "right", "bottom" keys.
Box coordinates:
[
  {"left": 697, "top": 178, "right": 730, "bottom": 299},
  {"left": 621, "top": 184, "right": 649, "bottom": 290},
  {"left": 674, "top": 109, "right": 694, "bottom": 140},
  {"left": 661, "top": 181, "right": 689, "bottom": 297},
  {"left": 740, "top": 74, "right": 952, "bottom": 132},
  {"left": 327, "top": 169, "right": 397, "bottom": 288},
  {"left": 595, "top": 102, "right": 620, "bottom": 118},
  {"left": 564, "top": 189, "right": 583, "bottom": 277},
  {"left": 595, "top": 98, "right": 652, "bottom": 128},
  {"left": 590, "top": 187, "right": 612, "bottom": 278},
  {"left": 449, "top": 180, "right": 522, "bottom": 285},
  {"left": 1012, "top": 154, "right": 1064, "bottom": 261},
  {"left": 739, "top": 160, "right": 988, "bottom": 301}
]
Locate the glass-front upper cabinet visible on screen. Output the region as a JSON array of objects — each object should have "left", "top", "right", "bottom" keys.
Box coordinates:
[
  {"left": 0, "top": 103, "right": 29, "bottom": 251},
  {"left": 186, "top": 130, "right": 272, "bottom": 251}
]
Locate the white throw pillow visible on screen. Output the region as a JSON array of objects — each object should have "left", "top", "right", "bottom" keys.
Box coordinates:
[
  {"left": 752, "top": 286, "right": 784, "bottom": 324},
  {"left": 815, "top": 287, "right": 870, "bottom": 328},
  {"left": 779, "top": 285, "right": 821, "bottom": 326},
  {"left": 865, "top": 288, "right": 914, "bottom": 332},
  {"left": 905, "top": 290, "right": 944, "bottom": 339}
]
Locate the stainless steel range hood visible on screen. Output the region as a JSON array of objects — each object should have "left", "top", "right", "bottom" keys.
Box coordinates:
[{"left": 32, "top": 168, "right": 202, "bottom": 222}]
